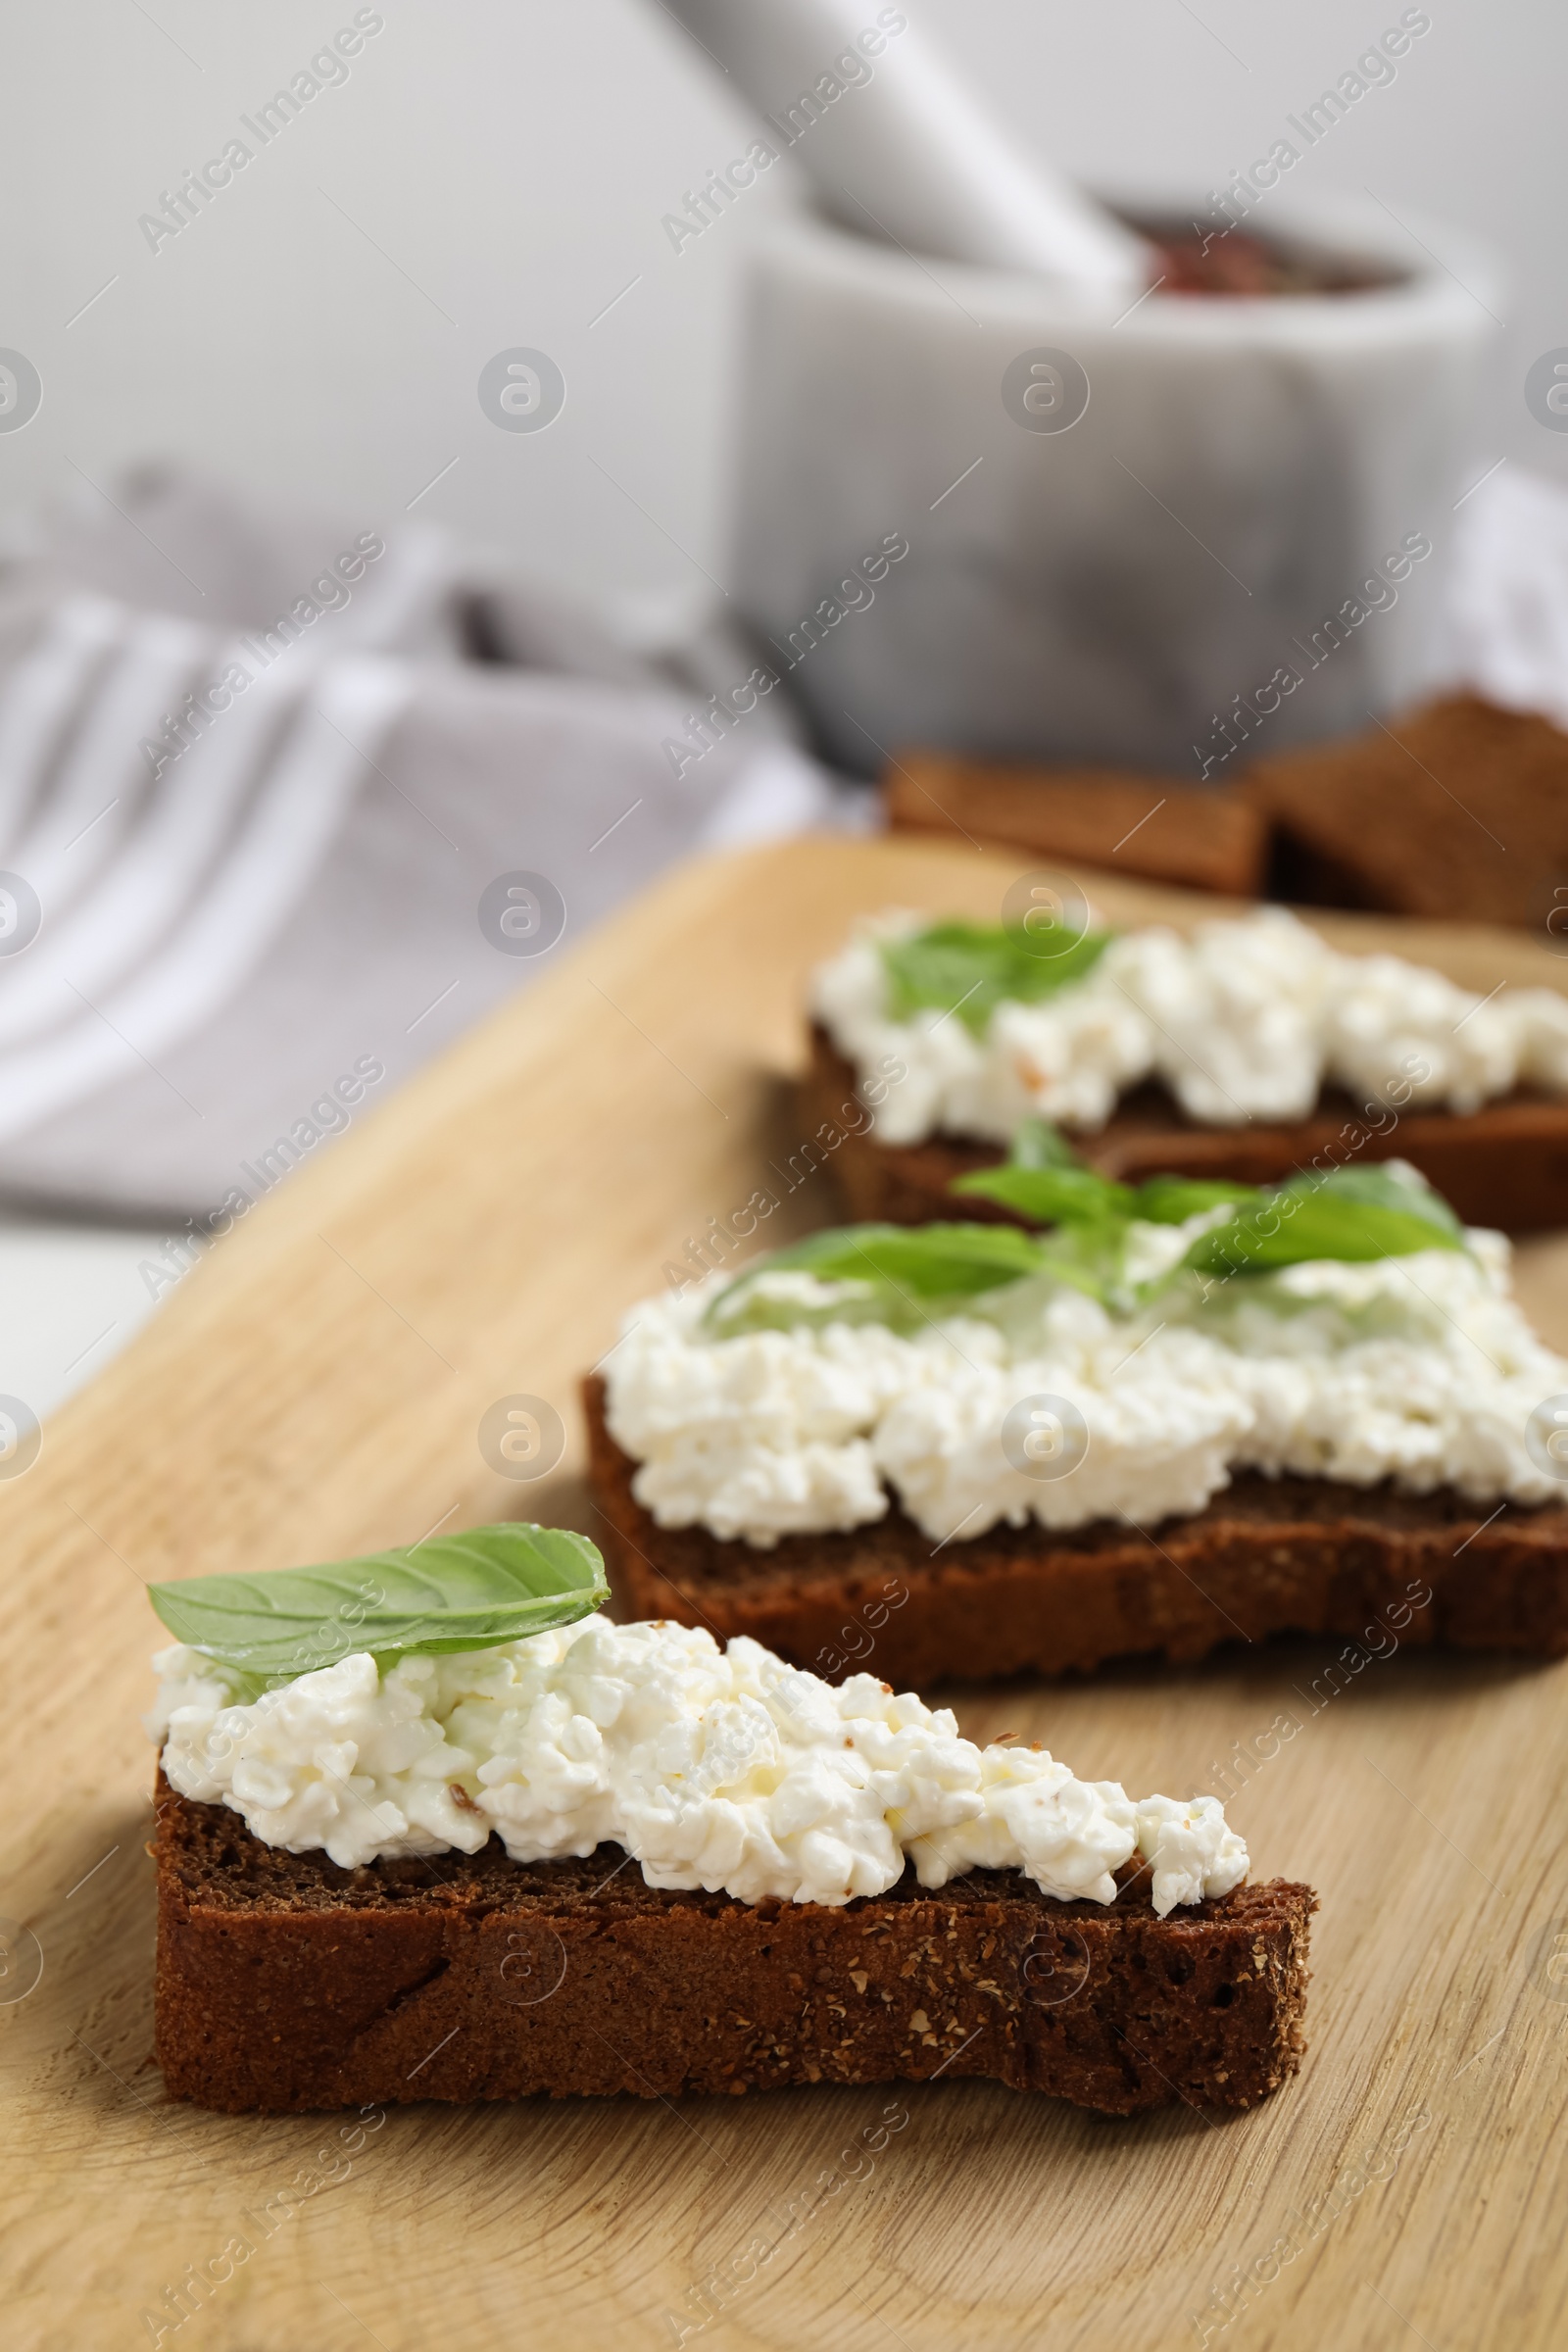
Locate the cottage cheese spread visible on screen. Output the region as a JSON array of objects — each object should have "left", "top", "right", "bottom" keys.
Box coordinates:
[
  {"left": 150, "top": 1614, "right": 1246, "bottom": 1913},
  {"left": 604, "top": 1228, "right": 1568, "bottom": 1545},
  {"left": 812, "top": 906, "right": 1568, "bottom": 1144}
]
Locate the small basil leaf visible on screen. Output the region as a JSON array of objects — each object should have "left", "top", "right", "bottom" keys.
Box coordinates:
[
  {"left": 149, "top": 1524, "right": 608, "bottom": 1681},
  {"left": 1131, "top": 1176, "right": 1263, "bottom": 1227},
  {"left": 952, "top": 1119, "right": 1139, "bottom": 1229},
  {"left": 952, "top": 1164, "right": 1139, "bottom": 1225},
  {"left": 706, "top": 1222, "right": 1050, "bottom": 1334},
  {"left": 880, "top": 921, "right": 1110, "bottom": 1033},
  {"left": 1184, "top": 1166, "right": 1464, "bottom": 1278},
  {"left": 1286, "top": 1162, "right": 1465, "bottom": 1241}
]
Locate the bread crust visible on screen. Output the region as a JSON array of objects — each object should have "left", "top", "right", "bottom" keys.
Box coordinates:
[
  {"left": 153, "top": 1782, "right": 1314, "bottom": 2117},
  {"left": 584, "top": 1377, "right": 1568, "bottom": 1681}
]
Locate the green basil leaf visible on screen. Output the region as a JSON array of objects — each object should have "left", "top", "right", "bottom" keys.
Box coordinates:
[
  {"left": 953, "top": 1118, "right": 1136, "bottom": 1228},
  {"left": 1287, "top": 1162, "right": 1465, "bottom": 1241},
  {"left": 952, "top": 1123, "right": 1253, "bottom": 1233},
  {"left": 149, "top": 1524, "right": 608, "bottom": 1681},
  {"left": 706, "top": 1221, "right": 1050, "bottom": 1334},
  {"left": 1131, "top": 1176, "right": 1263, "bottom": 1226},
  {"left": 739, "top": 1221, "right": 1048, "bottom": 1297},
  {"left": 952, "top": 1163, "right": 1139, "bottom": 1225},
  {"left": 1184, "top": 1166, "right": 1464, "bottom": 1278},
  {"left": 702, "top": 1155, "right": 1469, "bottom": 1342},
  {"left": 880, "top": 921, "right": 1110, "bottom": 1033}
]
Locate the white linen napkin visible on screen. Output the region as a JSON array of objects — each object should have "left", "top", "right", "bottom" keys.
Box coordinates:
[{"left": 0, "top": 469, "right": 842, "bottom": 1221}]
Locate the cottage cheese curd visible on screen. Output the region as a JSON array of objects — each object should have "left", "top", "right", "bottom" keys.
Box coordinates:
[
  {"left": 150, "top": 1614, "right": 1246, "bottom": 1913},
  {"left": 812, "top": 906, "right": 1568, "bottom": 1144},
  {"left": 604, "top": 1228, "right": 1568, "bottom": 1545}
]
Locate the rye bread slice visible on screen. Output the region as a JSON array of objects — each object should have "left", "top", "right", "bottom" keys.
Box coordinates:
[
  {"left": 1247, "top": 694, "right": 1568, "bottom": 929},
  {"left": 584, "top": 1377, "right": 1568, "bottom": 1682},
  {"left": 153, "top": 1781, "right": 1313, "bottom": 2116},
  {"left": 805, "top": 1025, "right": 1568, "bottom": 1235},
  {"left": 880, "top": 751, "right": 1268, "bottom": 898}
]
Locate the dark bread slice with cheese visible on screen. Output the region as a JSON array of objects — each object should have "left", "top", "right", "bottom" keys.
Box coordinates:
[
  {"left": 805, "top": 1024, "right": 1568, "bottom": 1235},
  {"left": 153, "top": 1779, "right": 1314, "bottom": 2116},
  {"left": 584, "top": 1378, "right": 1568, "bottom": 1683}
]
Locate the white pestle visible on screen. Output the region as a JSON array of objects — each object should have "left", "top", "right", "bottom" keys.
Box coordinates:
[{"left": 659, "top": 0, "right": 1150, "bottom": 295}]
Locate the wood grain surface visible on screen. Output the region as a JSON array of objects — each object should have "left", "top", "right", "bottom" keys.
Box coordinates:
[{"left": 4, "top": 834, "right": 1568, "bottom": 2352}]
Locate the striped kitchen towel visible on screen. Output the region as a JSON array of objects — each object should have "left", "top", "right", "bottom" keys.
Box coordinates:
[{"left": 0, "top": 467, "right": 836, "bottom": 1220}]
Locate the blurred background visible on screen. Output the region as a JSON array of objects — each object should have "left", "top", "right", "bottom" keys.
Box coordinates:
[
  {"left": 1, "top": 0, "right": 1564, "bottom": 1421},
  {"left": 9, "top": 0, "right": 1566, "bottom": 573}
]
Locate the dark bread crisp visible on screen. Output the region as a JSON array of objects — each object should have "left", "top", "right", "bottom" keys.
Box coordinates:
[
  {"left": 880, "top": 752, "right": 1268, "bottom": 898},
  {"left": 154, "top": 1781, "right": 1313, "bottom": 2116},
  {"left": 805, "top": 1025, "right": 1568, "bottom": 1236},
  {"left": 584, "top": 1378, "right": 1568, "bottom": 1681},
  {"left": 1248, "top": 694, "right": 1568, "bottom": 929},
  {"left": 883, "top": 696, "right": 1568, "bottom": 926}
]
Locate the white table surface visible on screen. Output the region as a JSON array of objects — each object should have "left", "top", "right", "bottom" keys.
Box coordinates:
[{"left": 0, "top": 1214, "right": 170, "bottom": 1429}]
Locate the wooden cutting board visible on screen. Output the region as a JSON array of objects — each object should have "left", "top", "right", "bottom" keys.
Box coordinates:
[{"left": 5, "top": 834, "right": 1568, "bottom": 2352}]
